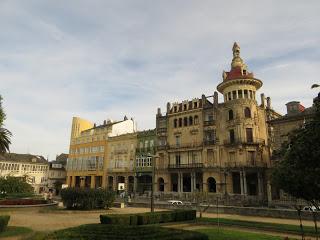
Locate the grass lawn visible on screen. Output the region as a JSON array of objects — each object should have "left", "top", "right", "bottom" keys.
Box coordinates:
[
  {"left": 198, "top": 217, "right": 315, "bottom": 236},
  {"left": 0, "top": 226, "right": 33, "bottom": 237},
  {"left": 197, "top": 228, "right": 292, "bottom": 240},
  {"left": 24, "top": 224, "right": 208, "bottom": 240}
]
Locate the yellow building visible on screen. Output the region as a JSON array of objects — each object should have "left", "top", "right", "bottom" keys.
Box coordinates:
[
  {"left": 105, "top": 132, "right": 137, "bottom": 192},
  {"left": 66, "top": 116, "right": 136, "bottom": 188},
  {"left": 155, "top": 43, "right": 281, "bottom": 203}
]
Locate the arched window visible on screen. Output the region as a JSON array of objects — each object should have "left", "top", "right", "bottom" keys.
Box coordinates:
[
  {"left": 228, "top": 110, "right": 234, "bottom": 120},
  {"left": 207, "top": 177, "right": 216, "bottom": 192},
  {"left": 244, "top": 107, "right": 251, "bottom": 118},
  {"left": 189, "top": 116, "right": 193, "bottom": 125},
  {"left": 158, "top": 178, "right": 164, "bottom": 192},
  {"left": 194, "top": 115, "right": 199, "bottom": 124},
  {"left": 174, "top": 119, "right": 177, "bottom": 128}
]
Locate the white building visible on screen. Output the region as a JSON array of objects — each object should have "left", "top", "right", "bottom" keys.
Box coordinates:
[{"left": 0, "top": 153, "right": 49, "bottom": 193}]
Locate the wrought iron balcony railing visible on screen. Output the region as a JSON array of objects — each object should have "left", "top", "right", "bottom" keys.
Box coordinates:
[{"left": 168, "top": 163, "right": 204, "bottom": 169}]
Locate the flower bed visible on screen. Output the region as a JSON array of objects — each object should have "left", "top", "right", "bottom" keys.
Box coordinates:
[{"left": 0, "top": 199, "right": 47, "bottom": 205}]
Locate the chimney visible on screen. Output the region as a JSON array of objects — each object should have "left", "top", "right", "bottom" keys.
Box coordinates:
[
  {"left": 103, "top": 120, "right": 106, "bottom": 125},
  {"left": 157, "top": 107, "right": 161, "bottom": 116},
  {"left": 166, "top": 102, "right": 171, "bottom": 113},
  {"left": 260, "top": 93, "right": 265, "bottom": 108},
  {"left": 201, "top": 94, "right": 206, "bottom": 104},
  {"left": 214, "top": 91, "right": 219, "bottom": 106},
  {"left": 266, "top": 97, "right": 271, "bottom": 109},
  {"left": 93, "top": 123, "right": 96, "bottom": 128}
]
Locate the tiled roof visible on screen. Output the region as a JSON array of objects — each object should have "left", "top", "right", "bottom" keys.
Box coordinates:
[
  {"left": 0, "top": 153, "right": 48, "bottom": 164},
  {"left": 225, "top": 66, "right": 254, "bottom": 81}
]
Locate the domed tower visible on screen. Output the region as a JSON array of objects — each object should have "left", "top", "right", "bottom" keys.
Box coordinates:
[{"left": 216, "top": 43, "right": 269, "bottom": 198}]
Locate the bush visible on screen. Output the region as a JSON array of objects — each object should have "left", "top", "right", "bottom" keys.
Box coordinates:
[
  {"left": 0, "top": 177, "right": 33, "bottom": 198},
  {"left": 100, "top": 210, "right": 196, "bottom": 226},
  {"left": 0, "top": 215, "right": 10, "bottom": 233},
  {"left": 100, "top": 214, "right": 138, "bottom": 225},
  {"left": 30, "top": 224, "right": 208, "bottom": 240},
  {"left": 61, "top": 188, "right": 115, "bottom": 210}
]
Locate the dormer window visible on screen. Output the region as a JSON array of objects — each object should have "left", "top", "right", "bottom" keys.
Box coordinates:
[
  {"left": 243, "top": 69, "right": 246, "bottom": 75},
  {"left": 194, "top": 102, "right": 198, "bottom": 108},
  {"left": 174, "top": 106, "right": 177, "bottom": 112},
  {"left": 184, "top": 104, "right": 187, "bottom": 111}
]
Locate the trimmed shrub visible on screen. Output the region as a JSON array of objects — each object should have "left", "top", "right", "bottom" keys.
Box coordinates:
[
  {"left": 100, "top": 214, "right": 138, "bottom": 225},
  {"left": 0, "top": 215, "right": 10, "bottom": 233},
  {"left": 61, "top": 188, "right": 115, "bottom": 210},
  {"left": 31, "top": 224, "right": 208, "bottom": 240},
  {"left": 100, "top": 210, "right": 196, "bottom": 226}
]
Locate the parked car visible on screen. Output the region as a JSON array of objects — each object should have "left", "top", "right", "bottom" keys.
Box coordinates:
[
  {"left": 168, "top": 200, "right": 183, "bottom": 205},
  {"left": 303, "top": 206, "right": 318, "bottom": 212}
]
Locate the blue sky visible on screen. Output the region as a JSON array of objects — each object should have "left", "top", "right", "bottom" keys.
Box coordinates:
[{"left": 1, "top": 0, "right": 319, "bottom": 159}]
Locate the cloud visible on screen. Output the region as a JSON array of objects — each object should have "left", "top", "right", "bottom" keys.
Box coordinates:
[{"left": 0, "top": 0, "right": 319, "bottom": 158}]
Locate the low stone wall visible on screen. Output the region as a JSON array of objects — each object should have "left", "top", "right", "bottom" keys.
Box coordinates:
[{"left": 128, "top": 202, "right": 314, "bottom": 221}]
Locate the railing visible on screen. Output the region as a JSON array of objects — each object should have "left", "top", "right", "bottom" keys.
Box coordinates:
[
  {"left": 113, "top": 149, "right": 128, "bottom": 154},
  {"left": 157, "top": 128, "right": 167, "bottom": 134},
  {"left": 168, "top": 142, "right": 202, "bottom": 149},
  {"left": 168, "top": 163, "right": 203, "bottom": 169},
  {"left": 203, "top": 120, "right": 215, "bottom": 126},
  {"left": 157, "top": 145, "right": 168, "bottom": 151},
  {"left": 223, "top": 138, "right": 265, "bottom": 146},
  {"left": 204, "top": 140, "right": 215, "bottom": 146},
  {"left": 225, "top": 161, "right": 267, "bottom": 168}
]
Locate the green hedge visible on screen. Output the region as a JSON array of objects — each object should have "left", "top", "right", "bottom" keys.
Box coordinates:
[
  {"left": 61, "top": 188, "right": 115, "bottom": 210},
  {"left": 100, "top": 210, "right": 196, "bottom": 225},
  {"left": 30, "top": 223, "right": 208, "bottom": 240},
  {"left": 0, "top": 215, "right": 10, "bottom": 233}
]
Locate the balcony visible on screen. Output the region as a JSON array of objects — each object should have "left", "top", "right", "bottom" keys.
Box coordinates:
[
  {"left": 168, "top": 142, "right": 202, "bottom": 150},
  {"left": 223, "top": 138, "right": 265, "bottom": 146},
  {"left": 225, "top": 161, "right": 267, "bottom": 168},
  {"left": 203, "top": 120, "right": 215, "bottom": 126},
  {"left": 168, "top": 163, "right": 204, "bottom": 169},
  {"left": 157, "top": 145, "right": 168, "bottom": 151},
  {"left": 157, "top": 128, "right": 167, "bottom": 135},
  {"left": 204, "top": 140, "right": 215, "bottom": 146}
]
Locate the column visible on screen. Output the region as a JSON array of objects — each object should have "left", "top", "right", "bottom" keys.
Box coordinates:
[
  {"left": 178, "top": 172, "right": 183, "bottom": 193},
  {"left": 240, "top": 171, "right": 244, "bottom": 195},
  {"left": 243, "top": 171, "right": 247, "bottom": 195},
  {"left": 80, "top": 177, "right": 85, "bottom": 188},
  {"left": 267, "top": 180, "right": 272, "bottom": 206},
  {"left": 124, "top": 176, "right": 128, "bottom": 193},
  {"left": 113, "top": 176, "right": 117, "bottom": 191},
  {"left": 257, "top": 172, "right": 263, "bottom": 197},
  {"left": 191, "top": 173, "right": 194, "bottom": 192},
  {"left": 133, "top": 176, "right": 138, "bottom": 193},
  {"left": 102, "top": 174, "right": 107, "bottom": 188},
  {"left": 90, "top": 176, "right": 95, "bottom": 189}
]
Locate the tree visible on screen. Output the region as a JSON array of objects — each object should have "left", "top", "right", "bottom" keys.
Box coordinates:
[
  {"left": 0, "top": 96, "right": 12, "bottom": 154},
  {"left": 0, "top": 176, "right": 34, "bottom": 198},
  {"left": 272, "top": 90, "right": 320, "bottom": 239}
]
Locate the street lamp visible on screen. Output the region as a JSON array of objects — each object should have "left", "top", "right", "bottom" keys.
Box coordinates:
[{"left": 147, "top": 153, "right": 159, "bottom": 212}]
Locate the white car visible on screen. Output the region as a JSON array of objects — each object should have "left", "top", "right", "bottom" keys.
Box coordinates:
[
  {"left": 168, "top": 200, "right": 183, "bottom": 205},
  {"left": 303, "top": 206, "right": 318, "bottom": 212}
]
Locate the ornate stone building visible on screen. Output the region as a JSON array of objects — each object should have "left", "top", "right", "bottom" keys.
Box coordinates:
[{"left": 155, "top": 43, "right": 280, "bottom": 203}]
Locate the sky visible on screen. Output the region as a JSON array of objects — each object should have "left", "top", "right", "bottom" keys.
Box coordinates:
[{"left": 1, "top": 0, "right": 320, "bottom": 159}]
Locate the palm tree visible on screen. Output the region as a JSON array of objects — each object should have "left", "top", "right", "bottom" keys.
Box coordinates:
[
  {"left": 0, "top": 127, "right": 11, "bottom": 153},
  {"left": 0, "top": 95, "right": 11, "bottom": 154}
]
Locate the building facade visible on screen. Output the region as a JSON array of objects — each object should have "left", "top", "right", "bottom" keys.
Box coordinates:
[
  {"left": 0, "top": 153, "right": 49, "bottom": 193},
  {"left": 155, "top": 43, "right": 281, "bottom": 203},
  {"left": 106, "top": 132, "right": 137, "bottom": 192},
  {"left": 135, "top": 129, "right": 157, "bottom": 194},
  {"left": 66, "top": 116, "right": 136, "bottom": 188},
  {"left": 47, "top": 154, "right": 68, "bottom": 195},
  {"left": 66, "top": 43, "right": 316, "bottom": 205}
]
